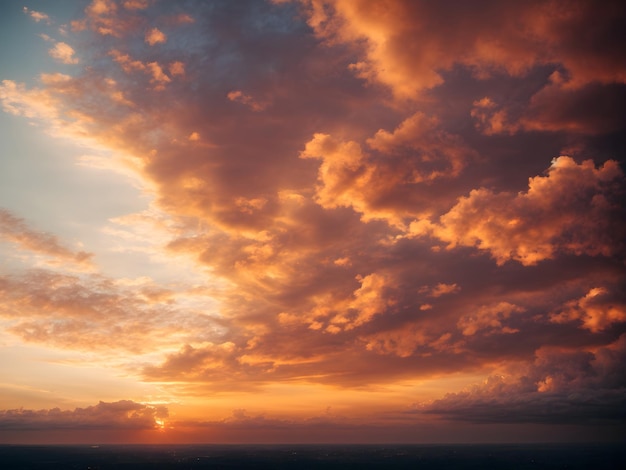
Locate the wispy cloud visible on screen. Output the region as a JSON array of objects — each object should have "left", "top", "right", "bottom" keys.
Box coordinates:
[
  {"left": 0, "top": 208, "right": 92, "bottom": 267},
  {"left": 23, "top": 7, "right": 50, "bottom": 24}
]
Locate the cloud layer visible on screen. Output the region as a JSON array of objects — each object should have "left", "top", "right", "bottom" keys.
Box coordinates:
[
  {"left": 0, "top": 401, "right": 167, "bottom": 430},
  {"left": 0, "top": 0, "right": 625, "bottom": 439}
]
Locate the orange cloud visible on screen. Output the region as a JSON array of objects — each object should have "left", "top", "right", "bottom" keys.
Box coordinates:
[
  {"left": 471, "top": 97, "right": 519, "bottom": 136},
  {"left": 550, "top": 287, "right": 626, "bottom": 333},
  {"left": 227, "top": 90, "right": 267, "bottom": 111},
  {"left": 87, "top": 0, "right": 117, "bottom": 16},
  {"left": 169, "top": 61, "right": 185, "bottom": 77},
  {"left": 327, "top": 273, "right": 393, "bottom": 332},
  {"left": 410, "top": 157, "right": 625, "bottom": 265},
  {"left": 0, "top": 79, "right": 62, "bottom": 121},
  {"left": 366, "top": 112, "right": 470, "bottom": 181},
  {"left": 145, "top": 27, "right": 167, "bottom": 46},
  {"left": 362, "top": 324, "right": 437, "bottom": 358},
  {"left": 457, "top": 302, "right": 524, "bottom": 336},
  {"left": 0, "top": 208, "right": 93, "bottom": 267},
  {"left": 48, "top": 42, "right": 79, "bottom": 64},
  {"left": 80, "top": 0, "right": 142, "bottom": 37},
  {"left": 0, "top": 269, "right": 216, "bottom": 354},
  {"left": 419, "top": 283, "right": 460, "bottom": 298},
  {"left": 123, "top": 0, "right": 150, "bottom": 10},
  {"left": 300, "top": 113, "right": 474, "bottom": 225},
  {"left": 109, "top": 50, "right": 173, "bottom": 89},
  {"left": 109, "top": 49, "right": 146, "bottom": 72},
  {"left": 0, "top": 400, "right": 167, "bottom": 430},
  {"left": 300, "top": 0, "right": 626, "bottom": 99}
]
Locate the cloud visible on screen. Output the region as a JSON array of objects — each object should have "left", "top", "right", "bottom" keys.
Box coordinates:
[
  {"left": 0, "top": 208, "right": 93, "bottom": 267},
  {"left": 362, "top": 324, "right": 443, "bottom": 358},
  {"left": 0, "top": 79, "right": 61, "bottom": 122},
  {"left": 419, "top": 283, "right": 460, "bottom": 298},
  {"left": 145, "top": 27, "right": 167, "bottom": 45},
  {"left": 87, "top": 0, "right": 118, "bottom": 16},
  {"left": 0, "top": 269, "right": 217, "bottom": 354},
  {"left": 299, "top": 0, "right": 626, "bottom": 100},
  {"left": 76, "top": 0, "right": 141, "bottom": 37},
  {"left": 457, "top": 302, "right": 524, "bottom": 336},
  {"left": 550, "top": 287, "right": 626, "bottom": 333},
  {"left": 123, "top": 0, "right": 151, "bottom": 10},
  {"left": 471, "top": 97, "right": 519, "bottom": 136},
  {"left": 472, "top": 74, "right": 626, "bottom": 136},
  {"left": 48, "top": 42, "right": 80, "bottom": 64},
  {"left": 109, "top": 50, "right": 172, "bottom": 89},
  {"left": 409, "top": 157, "right": 625, "bottom": 265},
  {"left": 169, "top": 61, "right": 185, "bottom": 77},
  {"left": 418, "top": 335, "right": 626, "bottom": 424},
  {"left": 325, "top": 273, "right": 394, "bottom": 332},
  {"left": 300, "top": 112, "right": 474, "bottom": 225},
  {"left": 366, "top": 112, "right": 471, "bottom": 182},
  {"left": 0, "top": 400, "right": 168, "bottom": 430},
  {"left": 227, "top": 90, "right": 267, "bottom": 111},
  {"left": 23, "top": 7, "right": 50, "bottom": 24}
]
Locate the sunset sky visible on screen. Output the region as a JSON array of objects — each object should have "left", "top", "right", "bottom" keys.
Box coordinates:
[{"left": 0, "top": 0, "right": 625, "bottom": 444}]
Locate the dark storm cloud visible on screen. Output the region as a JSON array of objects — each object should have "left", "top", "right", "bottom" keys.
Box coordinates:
[{"left": 418, "top": 334, "right": 626, "bottom": 424}]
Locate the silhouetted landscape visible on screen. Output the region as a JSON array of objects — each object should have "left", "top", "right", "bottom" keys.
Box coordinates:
[{"left": 1, "top": 443, "right": 625, "bottom": 469}]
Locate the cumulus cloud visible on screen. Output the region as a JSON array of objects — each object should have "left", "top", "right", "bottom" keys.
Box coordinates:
[
  {"left": 0, "top": 400, "right": 168, "bottom": 430},
  {"left": 108, "top": 50, "right": 173, "bottom": 89},
  {"left": 457, "top": 302, "right": 524, "bottom": 336},
  {"left": 300, "top": 113, "right": 474, "bottom": 225},
  {"left": 362, "top": 324, "right": 441, "bottom": 358},
  {"left": 75, "top": 0, "right": 137, "bottom": 36},
  {"left": 300, "top": 133, "right": 372, "bottom": 214},
  {"left": 145, "top": 27, "right": 167, "bottom": 45},
  {"left": 300, "top": 0, "right": 626, "bottom": 99},
  {"left": 471, "top": 97, "right": 519, "bottom": 136},
  {"left": 169, "top": 61, "right": 185, "bottom": 77},
  {"left": 410, "top": 157, "right": 625, "bottom": 265},
  {"left": 326, "top": 273, "right": 393, "bottom": 332},
  {"left": 48, "top": 42, "right": 79, "bottom": 64},
  {"left": 366, "top": 112, "right": 471, "bottom": 181},
  {"left": 550, "top": 287, "right": 626, "bottom": 333},
  {"left": 419, "top": 335, "right": 626, "bottom": 424}
]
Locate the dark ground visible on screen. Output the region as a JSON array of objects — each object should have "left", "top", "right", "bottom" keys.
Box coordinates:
[{"left": 0, "top": 443, "right": 624, "bottom": 469}]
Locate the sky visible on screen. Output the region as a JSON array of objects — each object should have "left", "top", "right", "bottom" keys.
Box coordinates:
[{"left": 0, "top": 0, "right": 625, "bottom": 444}]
